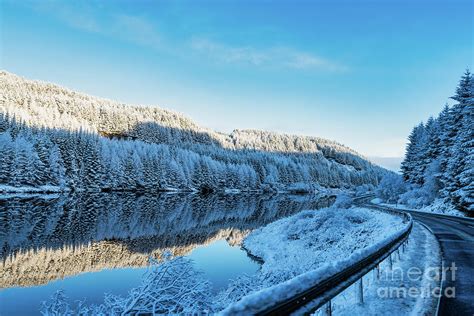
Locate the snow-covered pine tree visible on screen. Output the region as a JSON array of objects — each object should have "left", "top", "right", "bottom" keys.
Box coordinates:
[
  {"left": 436, "top": 103, "right": 452, "bottom": 197},
  {"left": 423, "top": 117, "right": 441, "bottom": 165},
  {"left": 82, "top": 136, "right": 104, "bottom": 192},
  {"left": 449, "top": 71, "right": 474, "bottom": 212},
  {"left": 34, "top": 133, "right": 54, "bottom": 184},
  {"left": 11, "top": 136, "right": 42, "bottom": 186},
  {"left": 167, "top": 160, "right": 186, "bottom": 189},
  {"left": 401, "top": 123, "right": 426, "bottom": 184},
  {"left": 0, "top": 131, "right": 14, "bottom": 184},
  {"left": 0, "top": 112, "right": 11, "bottom": 133},
  {"left": 442, "top": 70, "right": 473, "bottom": 204},
  {"left": 49, "top": 144, "right": 67, "bottom": 188}
]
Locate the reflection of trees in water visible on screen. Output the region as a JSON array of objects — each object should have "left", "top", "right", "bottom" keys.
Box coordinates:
[{"left": 0, "top": 193, "right": 334, "bottom": 287}]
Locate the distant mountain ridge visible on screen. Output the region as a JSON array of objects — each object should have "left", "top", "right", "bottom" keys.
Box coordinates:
[{"left": 0, "top": 70, "right": 387, "bottom": 192}]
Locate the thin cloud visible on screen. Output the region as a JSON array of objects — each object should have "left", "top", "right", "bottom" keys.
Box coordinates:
[
  {"left": 20, "top": 1, "right": 162, "bottom": 50},
  {"left": 190, "top": 38, "right": 346, "bottom": 72},
  {"left": 18, "top": 1, "right": 347, "bottom": 72},
  {"left": 286, "top": 52, "right": 345, "bottom": 71},
  {"left": 191, "top": 38, "right": 267, "bottom": 66},
  {"left": 111, "top": 14, "right": 162, "bottom": 49}
]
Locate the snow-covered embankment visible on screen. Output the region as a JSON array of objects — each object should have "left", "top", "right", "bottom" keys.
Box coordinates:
[{"left": 221, "top": 206, "right": 410, "bottom": 314}]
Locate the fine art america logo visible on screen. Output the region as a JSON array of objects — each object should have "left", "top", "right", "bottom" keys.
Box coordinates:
[{"left": 377, "top": 262, "right": 457, "bottom": 299}]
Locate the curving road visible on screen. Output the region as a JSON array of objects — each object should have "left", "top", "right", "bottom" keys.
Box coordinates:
[{"left": 363, "top": 201, "right": 474, "bottom": 315}]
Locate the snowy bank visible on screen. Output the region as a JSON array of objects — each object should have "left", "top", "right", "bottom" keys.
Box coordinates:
[
  {"left": 221, "top": 207, "right": 410, "bottom": 314},
  {"left": 0, "top": 184, "right": 66, "bottom": 194},
  {"left": 373, "top": 198, "right": 466, "bottom": 218}
]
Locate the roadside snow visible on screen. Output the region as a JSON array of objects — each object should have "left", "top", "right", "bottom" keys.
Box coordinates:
[
  {"left": 417, "top": 199, "right": 466, "bottom": 217},
  {"left": 326, "top": 222, "right": 441, "bottom": 315},
  {"left": 379, "top": 199, "right": 466, "bottom": 218},
  {"left": 220, "top": 207, "right": 409, "bottom": 314}
]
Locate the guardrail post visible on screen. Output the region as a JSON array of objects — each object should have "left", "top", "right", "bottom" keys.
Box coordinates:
[
  {"left": 321, "top": 300, "right": 332, "bottom": 316},
  {"left": 356, "top": 277, "right": 364, "bottom": 305},
  {"left": 372, "top": 265, "right": 380, "bottom": 281}
]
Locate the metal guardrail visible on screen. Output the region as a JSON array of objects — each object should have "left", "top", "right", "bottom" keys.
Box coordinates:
[{"left": 254, "top": 196, "right": 413, "bottom": 315}]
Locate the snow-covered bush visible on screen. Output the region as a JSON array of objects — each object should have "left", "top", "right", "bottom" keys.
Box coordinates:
[
  {"left": 40, "top": 256, "right": 214, "bottom": 315},
  {"left": 213, "top": 274, "right": 266, "bottom": 310},
  {"left": 398, "top": 185, "right": 436, "bottom": 208},
  {"left": 398, "top": 160, "right": 440, "bottom": 208},
  {"left": 375, "top": 172, "right": 407, "bottom": 203},
  {"left": 354, "top": 184, "right": 375, "bottom": 196},
  {"left": 41, "top": 290, "right": 74, "bottom": 316}
]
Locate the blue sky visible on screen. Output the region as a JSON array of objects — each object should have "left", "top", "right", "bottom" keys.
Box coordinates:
[{"left": 1, "top": 0, "right": 472, "bottom": 157}]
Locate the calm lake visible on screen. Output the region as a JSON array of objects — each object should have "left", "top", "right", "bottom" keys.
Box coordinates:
[{"left": 0, "top": 193, "right": 333, "bottom": 315}]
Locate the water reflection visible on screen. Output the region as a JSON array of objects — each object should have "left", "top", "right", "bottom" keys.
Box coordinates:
[{"left": 0, "top": 193, "right": 334, "bottom": 289}]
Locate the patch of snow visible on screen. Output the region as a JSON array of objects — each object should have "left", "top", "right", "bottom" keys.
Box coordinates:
[
  {"left": 224, "top": 189, "right": 241, "bottom": 194},
  {"left": 371, "top": 198, "right": 382, "bottom": 204},
  {"left": 0, "top": 193, "right": 61, "bottom": 200},
  {"left": 0, "top": 184, "right": 66, "bottom": 194},
  {"left": 418, "top": 199, "right": 466, "bottom": 218}
]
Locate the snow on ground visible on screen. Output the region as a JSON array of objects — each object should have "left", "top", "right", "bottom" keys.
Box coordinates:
[
  {"left": 417, "top": 199, "right": 466, "bottom": 218},
  {"left": 374, "top": 199, "right": 466, "bottom": 218},
  {"left": 371, "top": 198, "right": 383, "bottom": 204},
  {"left": 0, "top": 184, "right": 64, "bottom": 193},
  {"left": 220, "top": 206, "right": 410, "bottom": 314},
  {"left": 0, "top": 192, "right": 61, "bottom": 200},
  {"left": 244, "top": 207, "right": 404, "bottom": 279},
  {"left": 325, "top": 222, "right": 441, "bottom": 315}
]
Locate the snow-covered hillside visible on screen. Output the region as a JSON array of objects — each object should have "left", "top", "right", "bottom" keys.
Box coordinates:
[{"left": 0, "top": 71, "right": 387, "bottom": 192}]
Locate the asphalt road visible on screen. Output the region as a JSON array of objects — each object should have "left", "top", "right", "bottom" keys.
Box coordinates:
[{"left": 363, "top": 201, "right": 474, "bottom": 315}]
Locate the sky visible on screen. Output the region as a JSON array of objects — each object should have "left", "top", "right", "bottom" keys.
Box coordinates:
[{"left": 1, "top": 0, "right": 473, "bottom": 158}]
